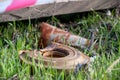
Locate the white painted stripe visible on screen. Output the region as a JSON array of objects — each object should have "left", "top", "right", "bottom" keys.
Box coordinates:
[
  {"left": 56, "top": 0, "right": 79, "bottom": 3},
  {"left": 56, "top": 0, "right": 89, "bottom": 2},
  {"left": 35, "top": 0, "right": 85, "bottom": 6},
  {"left": 0, "top": 0, "right": 13, "bottom": 13},
  {"left": 35, "top": 0, "right": 54, "bottom": 5}
]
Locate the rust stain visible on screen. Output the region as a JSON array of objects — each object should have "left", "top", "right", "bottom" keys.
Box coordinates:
[
  {"left": 71, "top": 36, "right": 78, "bottom": 44},
  {"left": 85, "top": 39, "right": 90, "bottom": 47},
  {"left": 54, "top": 36, "right": 61, "bottom": 42},
  {"left": 53, "top": 27, "right": 68, "bottom": 34},
  {"left": 38, "top": 22, "right": 53, "bottom": 48}
]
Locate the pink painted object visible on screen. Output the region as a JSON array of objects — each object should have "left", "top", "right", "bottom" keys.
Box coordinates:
[
  {"left": 0, "top": 0, "right": 54, "bottom": 13},
  {"left": 6, "top": 0, "right": 37, "bottom": 12},
  {"left": 0, "top": 0, "right": 76, "bottom": 14}
]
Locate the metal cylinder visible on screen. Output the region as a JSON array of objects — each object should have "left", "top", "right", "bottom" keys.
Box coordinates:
[{"left": 39, "top": 22, "right": 90, "bottom": 48}]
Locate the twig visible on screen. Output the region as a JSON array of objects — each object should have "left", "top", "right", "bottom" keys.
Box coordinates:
[
  {"left": 8, "top": 74, "right": 18, "bottom": 80},
  {"left": 106, "top": 57, "right": 120, "bottom": 73},
  {"left": 88, "top": 28, "right": 98, "bottom": 50}
]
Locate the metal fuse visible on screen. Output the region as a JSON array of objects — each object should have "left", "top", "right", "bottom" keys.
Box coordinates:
[{"left": 39, "top": 22, "right": 90, "bottom": 48}]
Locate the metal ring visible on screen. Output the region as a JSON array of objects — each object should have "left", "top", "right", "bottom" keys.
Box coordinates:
[{"left": 19, "top": 42, "right": 90, "bottom": 72}]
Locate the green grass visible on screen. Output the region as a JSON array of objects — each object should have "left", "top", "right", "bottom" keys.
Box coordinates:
[{"left": 0, "top": 12, "right": 120, "bottom": 80}]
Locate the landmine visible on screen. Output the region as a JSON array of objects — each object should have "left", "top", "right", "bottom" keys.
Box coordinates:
[
  {"left": 19, "top": 22, "right": 93, "bottom": 72},
  {"left": 19, "top": 42, "right": 90, "bottom": 72}
]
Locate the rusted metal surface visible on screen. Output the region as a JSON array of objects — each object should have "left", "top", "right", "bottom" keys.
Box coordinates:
[
  {"left": 0, "top": 0, "right": 119, "bottom": 22},
  {"left": 19, "top": 42, "right": 90, "bottom": 71},
  {"left": 39, "top": 22, "right": 91, "bottom": 48}
]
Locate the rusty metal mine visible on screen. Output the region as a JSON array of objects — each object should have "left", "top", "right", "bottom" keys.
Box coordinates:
[{"left": 19, "top": 42, "right": 90, "bottom": 71}]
